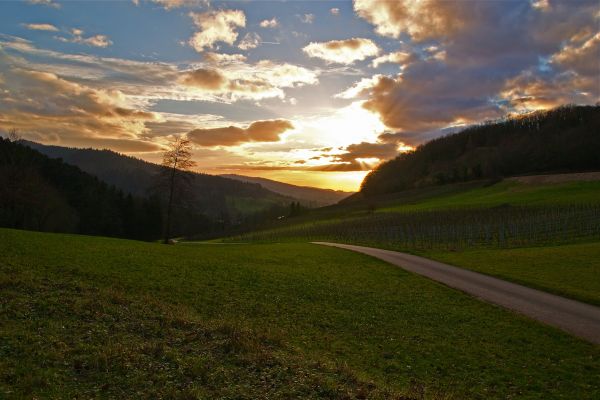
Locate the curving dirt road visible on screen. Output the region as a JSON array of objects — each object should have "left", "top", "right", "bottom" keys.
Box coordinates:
[{"left": 313, "top": 242, "right": 600, "bottom": 344}]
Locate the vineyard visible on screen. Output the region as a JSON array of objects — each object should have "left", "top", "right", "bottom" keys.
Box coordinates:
[{"left": 231, "top": 204, "right": 600, "bottom": 250}]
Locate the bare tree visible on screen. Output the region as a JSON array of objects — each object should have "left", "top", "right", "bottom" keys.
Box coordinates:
[
  {"left": 159, "top": 137, "right": 196, "bottom": 244},
  {"left": 7, "top": 128, "right": 21, "bottom": 142}
]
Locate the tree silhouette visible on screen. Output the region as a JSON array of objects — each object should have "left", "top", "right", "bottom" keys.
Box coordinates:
[
  {"left": 7, "top": 128, "right": 21, "bottom": 142},
  {"left": 158, "top": 137, "right": 196, "bottom": 244}
]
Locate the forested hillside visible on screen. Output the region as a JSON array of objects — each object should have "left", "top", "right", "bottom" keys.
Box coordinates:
[
  {"left": 361, "top": 105, "right": 600, "bottom": 196},
  {"left": 23, "top": 141, "right": 294, "bottom": 221},
  {"left": 0, "top": 138, "right": 163, "bottom": 239}
]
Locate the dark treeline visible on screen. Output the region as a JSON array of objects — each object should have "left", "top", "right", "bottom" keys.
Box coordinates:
[
  {"left": 361, "top": 105, "right": 600, "bottom": 196},
  {"left": 0, "top": 138, "right": 163, "bottom": 239},
  {"left": 0, "top": 138, "right": 295, "bottom": 241},
  {"left": 187, "top": 201, "right": 296, "bottom": 241}
]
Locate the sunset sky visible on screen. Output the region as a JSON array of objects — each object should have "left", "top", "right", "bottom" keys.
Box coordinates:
[{"left": 0, "top": 0, "right": 598, "bottom": 190}]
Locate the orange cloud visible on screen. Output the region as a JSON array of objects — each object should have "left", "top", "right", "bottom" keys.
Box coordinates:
[
  {"left": 333, "top": 141, "right": 399, "bottom": 162},
  {"left": 552, "top": 33, "right": 600, "bottom": 77},
  {"left": 353, "top": 0, "right": 469, "bottom": 41},
  {"left": 371, "top": 51, "right": 414, "bottom": 68},
  {"left": 179, "top": 59, "right": 318, "bottom": 101},
  {"left": 501, "top": 28, "right": 599, "bottom": 112},
  {"left": 180, "top": 68, "right": 227, "bottom": 90},
  {"left": 500, "top": 72, "right": 598, "bottom": 112},
  {"left": 303, "top": 38, "right": 380, "bottom": 64},
  {"left": 0, "top": 56, "right": 160, "bottom": 151},
  {"left": 187, "top": 119, "right": 294, "bottom": 147}
]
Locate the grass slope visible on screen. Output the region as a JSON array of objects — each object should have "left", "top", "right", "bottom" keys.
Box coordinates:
[
  {"left": 379, "top": 181, "right": 600, "bottom": 213},
  {"left": 1, "top": 228, "right": 599, "bottom": 399},
  {"left": 243, "top": 180, "right": 600, "bottom": 242},
  {"left": 421, "top": 242, "right": 600, "bottom": 306}
]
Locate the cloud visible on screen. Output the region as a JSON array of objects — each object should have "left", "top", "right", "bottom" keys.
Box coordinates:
[
  {"left": 238, "top": 32, "right": 261, "bottom": 50},
  {"left": 330, "top": 8, "right": 340, "bottom": 16},
  {"left": 344, "top": 0, "right": 600, "bottom": 144},
  {"left": 179, "top": 68, "right": 226, "bottom": 90},
  {"left": 143, "top": 112, "right": 223, "bottom": 138},
  {"left": 500, "top": 70, "right": 598, "bottom": 113},
  {"left": 335, "top": 74, "right": 384, "bottom": 99},
  {"left": 551, "top": 32, "right": 600, "bottom": 77},
  {"left": 148, "top": 0, "right": 209, "bottom": 10},
  {"left": 187, "top": 119, "right": 294, "bottom": 147},
  {"left": 353, "top": 0, "right": 471, "bottom": 42},
  {"left": 0, "top": 38, "right": 319, "bottom": 171},
  {"left": 371, "top": 51, "right": 414, "bottom": 68},
  {"left": 216, "top": 160, "right": 372, "bottom": 172},
  {"left": 308, "top": 160, "right": 374, "bottom": 172},
  {"left": 259, "top": 18, "right": 279, "bottom": 28},
  {"left": 377, "top": 130, "right": 436, "bottom": 147},
  {"left": 0, "top": 35, "right": 181, "bottom": 99},
  {"left": 0, "top": 54, "right": 163, "bottom": 151},
  {"left": 179, "top": 59, "right": 318, "bottom": 101},
  {"left": 67, "top": 137, "right": 164, "bottom": 152},
  {"left": 0, "top": 35, "right": 318, "bottom": 105},
  {"left": 188, "top": 9, "right": 246, "bottom": 52},
  {"left": 203, "top": 52, "right": 247, "bottom": 64},
  {"left": 531, "top": 0, "right": 550, "bottom": 11},
  {"left": 333, "top": 141, "right": 399, "bottom": 162},
  {"left": 79, "top": 35, "right": 112, "bottom": 48},
  {"left": 303, "top": 38, "right": 380, "bottom": 64},
  {"left": 358, "top": 72, "right": 502, "bottom": 134},
  {"left": 495, "top": 30, "right": 600, "bottom": 112},
  {"left": 27, "top": 0, "right": 60, "bottom": 9},
  {"left": 298, "top": 14, "right": 315, "bottom": 24},
  {"left": 56, "top": 29, "right": 113, "bottom": 48},
  {"left": 252, "top": 60, "right": 318, "bottom": 87},
  {"left": 22, "top": 23, "right": 59, "bottom": 32}
]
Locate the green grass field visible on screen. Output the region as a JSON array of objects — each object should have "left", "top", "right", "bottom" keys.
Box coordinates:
[
  {"left": 421, "top": 242, "right": 600, "bottom": 306},
  {"left": 379, "top": 181, "right": 600, "bottom": 213},
  {"left": 1, "top": 228, "right": 599, "bottom": 399}
]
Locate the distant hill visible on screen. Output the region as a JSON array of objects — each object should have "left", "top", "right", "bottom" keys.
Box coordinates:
[
  {"left": 21, "top": 141, "right": 296, "bottom": 221},
  {"left": 220, "top": 174, "right": 353, "bottom": 207},
  {"left": 361, "top": 105, "right": 600, "bottom": 197}
]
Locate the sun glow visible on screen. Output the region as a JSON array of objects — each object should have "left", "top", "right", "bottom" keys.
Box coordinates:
[
  {"left": 292, "top": 101, "right": 385, "bottom": 149},
  {"left": 212, "top": 102, "right": 387, "bottom": 190},
  {"left": 231, "top": 169, "right": 370, "bottom": 192}
]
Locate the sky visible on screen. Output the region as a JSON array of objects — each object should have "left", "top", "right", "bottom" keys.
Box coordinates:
[{"left": 0, "top": 0, "right": 598, "bottom": 191}]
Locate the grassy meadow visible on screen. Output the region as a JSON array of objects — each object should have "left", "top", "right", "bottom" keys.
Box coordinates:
[
  {"left": 1, "top": 228, "right": 599, "bottom": 399},
  {"left": 377, "top": 180, "right": 600, "bottom": 213},
  {"left": 421, "top": 242, "right": 600, "bottom": 306}
]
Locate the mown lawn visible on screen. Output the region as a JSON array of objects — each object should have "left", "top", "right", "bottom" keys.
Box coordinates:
[
  {"left": 1, "top": 228, "right": 599, "bottom": 399},
  {"left": 422, "top": 241, "right": 600, "bottom": 306}
]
